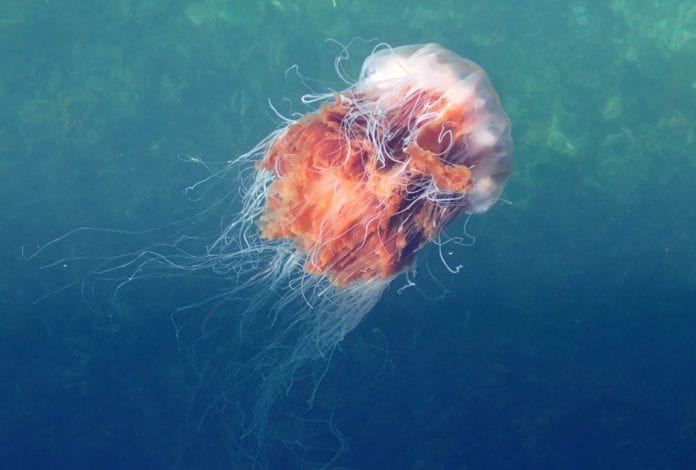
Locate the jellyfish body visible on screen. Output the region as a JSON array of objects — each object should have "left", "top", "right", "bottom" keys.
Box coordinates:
[
  {"left": 39, "top": 43, "right": 512, "bottom": 464},
  {"left": 258, "top": 43, "right": 512, "bottom": 286},
  {"left": 205, "top": 43, "right": 514, "bottom": 459}
]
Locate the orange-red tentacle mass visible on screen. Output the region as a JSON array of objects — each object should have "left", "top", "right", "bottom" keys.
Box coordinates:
[{"left": 258, "top": 94, "right": 473, "bottom": 285}]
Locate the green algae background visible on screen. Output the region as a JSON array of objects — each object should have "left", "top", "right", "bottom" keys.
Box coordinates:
[{"left": 1, "top": 0, "right": 695, "bottom": 468}]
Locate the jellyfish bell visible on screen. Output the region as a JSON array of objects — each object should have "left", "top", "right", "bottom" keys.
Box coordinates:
[
  {"left": 32, "top": 43, "right": 512, "bottom": 465},
  {"left": 361, "top": 44, "right": 512, "bottom": 211}
]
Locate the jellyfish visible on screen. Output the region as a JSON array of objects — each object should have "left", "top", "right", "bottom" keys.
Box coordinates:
[
  {"left": 34, "top": 43, "right": 512, "bottom": 465},
  {"left": 198, "top": 42, "right": 513, "bottom": 458}
]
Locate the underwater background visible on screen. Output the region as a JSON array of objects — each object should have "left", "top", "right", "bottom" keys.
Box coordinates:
[{"left": 2, "top": 0, "right": 695, "bottom": 468}]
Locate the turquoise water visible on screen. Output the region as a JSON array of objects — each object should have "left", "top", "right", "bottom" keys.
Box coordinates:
[{"left": 2, "top": 0, "right": 695, "bottom": 468}]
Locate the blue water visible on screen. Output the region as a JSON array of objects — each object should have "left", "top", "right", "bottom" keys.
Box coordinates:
[{"left": 2, "top": 1, "right": 695, "bottom": 468}]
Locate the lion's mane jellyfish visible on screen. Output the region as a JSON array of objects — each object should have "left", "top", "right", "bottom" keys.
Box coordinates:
[
  {"left": 202, "top": 43, "right": 512, "bottom": 458},
  {"left": 36, "top": 43, "right": 511, "bottom": 464}
]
